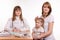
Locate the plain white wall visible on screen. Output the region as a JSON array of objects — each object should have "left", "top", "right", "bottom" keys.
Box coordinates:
[{"left": 0, "top": 0, "right": 60, "bottom": 40}]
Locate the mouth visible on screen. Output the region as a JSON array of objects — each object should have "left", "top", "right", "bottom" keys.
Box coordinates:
[{"left": 45, "top": 9, "right": 48, "bottom": 11}]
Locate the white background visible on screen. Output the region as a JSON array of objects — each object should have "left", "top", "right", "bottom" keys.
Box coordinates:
[{"left": 0, "top": 0, "right": 60, "bottom": 40}]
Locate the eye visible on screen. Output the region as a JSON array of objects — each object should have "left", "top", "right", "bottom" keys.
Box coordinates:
[
  {"left": 43, "top": 5, "right": 49, "bottom": 8},
  {"left": 44, "top": 6, "right": 46, "bottom": 8}
]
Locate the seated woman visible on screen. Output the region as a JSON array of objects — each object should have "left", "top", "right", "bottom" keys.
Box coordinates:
[{"left": 0, "top": 6, "right": 31, "bottom": 37}]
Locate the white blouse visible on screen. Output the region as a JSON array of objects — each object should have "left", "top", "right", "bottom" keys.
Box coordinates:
[
  {"left": 5, "top": 16, "right": 30, "bottom": 32},
  {"left": 41, "top": 15, "right": 55, "bottom": 40},
  {"left": 0, "top": 16, "right": 31, "bottom": 37},
  {"left": 32, "top": 27, "right": 44, "bottom": 36}
]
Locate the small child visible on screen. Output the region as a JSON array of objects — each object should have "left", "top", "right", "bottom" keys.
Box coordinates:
[{"left": 32, "top": 18, "right": 44, "bottom": 40}]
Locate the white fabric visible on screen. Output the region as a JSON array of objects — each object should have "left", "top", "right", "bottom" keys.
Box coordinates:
[
  {"left": 0, "top": 32, "right": 10, "bottom": 37},
  {"left": 4, "top": 16, "right": 30, "bottom": 37},
  {"left": 41, "top": 15, "right": 55, "bottom": 40},
  {"left": 5, "top": 16, "right": 30, "bottom": 31},
  {"left": 32, "top": 27, "right": 44, "bottom": 36}
]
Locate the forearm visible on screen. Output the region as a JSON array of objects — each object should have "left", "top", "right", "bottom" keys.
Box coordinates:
[
  {"left": 4, "top": 28, "right": 10, "bottom": 32},
  {"left": 40, "top": 22, "right": 53, "bottom": 38},
  {"left": 32, "top": 32, "right": 35, "bottom": 37},
  {"left": 40, "top": 31, "right": 52, "bottom": 38},
  {"left": 4, "top": 29, "right": 8, "bottom": 32},
  {"left": 25, "top": 30, "right": 30, "bottom": 33}
]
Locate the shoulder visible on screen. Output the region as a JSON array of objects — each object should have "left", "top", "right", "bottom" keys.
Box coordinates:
[
  {"left": 32, "top": 27, "right": 36, "bottom": 31},
  {"left": 23, "top": 17, "right": 29, "bottom": 23},
  {"left": 47, "top": 15, "right": 54, "bottom": 22},
  {"left": 23, "top": 17, "right": 27, "bottom": 21},
  {"left": 48, "top": 15, "right": 54, "bottom": 19},
  {"left": 39, "top": 27, "right": 44, "bottom": 32},
  {"left": 7, "top": 18, "right": 12, "bottom": 22}
]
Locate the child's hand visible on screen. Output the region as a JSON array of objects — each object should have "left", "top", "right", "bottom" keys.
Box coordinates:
[
  {"left": 37, "top": 35, "right": 41, "bottom": 39},
  {"left": 32, "top": 34, "right": 38, "bottom": 39}
]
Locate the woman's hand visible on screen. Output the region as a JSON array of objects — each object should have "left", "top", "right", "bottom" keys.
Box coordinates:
[
  {"left": 4, "top": 30, "right": 8, "bottom": 32},
  {"left": 13, "top": 27, "right": 21, "bottom": 32},
  {"left": 32, "top": 34, "right": 37, "bottom": 39},
  {"left": 37, "top": 32, "right": 44, "bottom": 39},
  {"left": 26, "top": 30, "right": 30, "bottom": 32},
  {"left": 37, "top": 35, "right": 41, "bottom": 39}
]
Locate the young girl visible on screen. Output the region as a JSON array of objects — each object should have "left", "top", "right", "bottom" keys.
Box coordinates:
[
  {"left": 4, "top": 6, "right": 31, "bottom": 37},
  {"left": 32, "top": 18, "right": 44, "bottom": 40}
]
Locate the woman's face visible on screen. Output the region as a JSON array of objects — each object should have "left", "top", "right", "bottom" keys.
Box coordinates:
[
  {"left": 15, "top": 9, "right": 21, "bottom": 16},
  {"left": 35, "top": 20, "right": 42, "bottom": 27},
  {"left": 43, "top": 4, "right": 50, "bottom": 16}
]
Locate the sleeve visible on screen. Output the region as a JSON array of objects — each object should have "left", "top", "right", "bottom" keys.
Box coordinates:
[
  {"left": 32, "top": 28, "right": 34, "bottom": 32},
  {"left": 4, "top": 18, "right": 12, "bottom": 31},
  {"left": 23, "top": 18, "right": 30, "bottom": 30},
  {"left": 48, "top": 15, "right": 54, "bottom": 23},
  {"left": 32, "top": 28, "right": 35, "bottom": 32},
  {"left": 40, "top": 27, "right": 44, "bottom": 32}
]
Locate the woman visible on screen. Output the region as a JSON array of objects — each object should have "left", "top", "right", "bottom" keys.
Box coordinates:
[
  {"left": 36, "top": 2, "right": 55, "bottom": 40},
  {"left": 4, "top": 6, "right": 30, "bottom": 37}
]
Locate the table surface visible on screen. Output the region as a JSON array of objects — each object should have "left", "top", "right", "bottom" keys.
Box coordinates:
[{"left": 0, "top": 36, "right": 33, "bottom": 40}]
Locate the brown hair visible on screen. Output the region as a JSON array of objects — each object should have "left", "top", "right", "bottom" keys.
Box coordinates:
[
  {"left": 42, "top": 2, "right": 52, "bottom": 16},
  {"left": 35, "top": 17, "right": 44, "bottom": 27},
  {"left": 12, "top": 6, "right": 23, "bottom": 21}
]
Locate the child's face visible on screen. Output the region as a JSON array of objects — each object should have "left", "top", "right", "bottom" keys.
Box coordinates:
[
  {"left": 15, "top": 9, "right": 21, "bottom": 16},
  {"left": 35, "top": 20, "right": 42, "bottom": 27}
]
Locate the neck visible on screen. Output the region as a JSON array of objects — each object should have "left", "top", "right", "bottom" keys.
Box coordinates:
[
  {"left": 16, "top": 16, "right": 20, "bottom": 20},
  {"left": 16, "top": 16, "right": 20, "bottom": 17},
  {"left": 35, "top": 26, "right": 40, "bottom": 29},
  {"left": 42, "top": 13, "right": 47, "bottom": 18}
]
